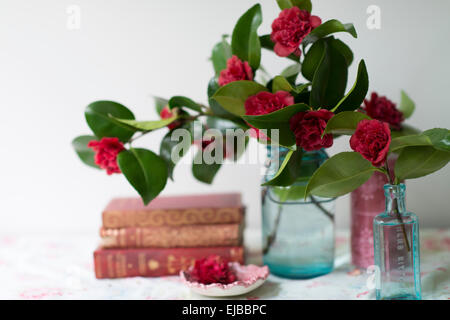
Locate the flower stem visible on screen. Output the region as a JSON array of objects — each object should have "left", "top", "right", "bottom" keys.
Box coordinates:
[{"left": 384, "top": 161, "right": 411, "bottom": 252}]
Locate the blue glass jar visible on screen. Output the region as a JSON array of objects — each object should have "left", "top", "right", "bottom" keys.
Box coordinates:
[
  {"left": 261, "top": 146, "right": 335, "bottom": 279},
  {"left": 373, "top": 184, "right": 421, "bottom": 300}
]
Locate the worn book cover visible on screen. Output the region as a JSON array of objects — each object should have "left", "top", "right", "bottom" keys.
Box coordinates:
[
  {"left": 102, "top": 193, "right": 244, "bottom": 228},
  {"left": 94, "top": 246, "right": 245, "bottom": 278}
]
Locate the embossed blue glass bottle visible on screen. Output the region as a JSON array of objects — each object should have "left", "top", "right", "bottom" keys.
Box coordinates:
[
  {"left": 373, "top": 184, "right": 421, "bottom": 300},
  {"left": 262, "top": 146, "right": 335, "bottom": 279}
]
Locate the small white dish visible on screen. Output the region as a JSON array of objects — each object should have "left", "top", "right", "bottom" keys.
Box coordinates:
[{"left": 180, "top": 263, "right": 269, "bottom": 297}]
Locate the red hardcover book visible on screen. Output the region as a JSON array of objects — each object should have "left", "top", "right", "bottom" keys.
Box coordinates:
[
  {"left": 99, "top": 223, "right": 243, "bottom": 248},
  {"left": 93, "top": 246, "right": 244, "bottom": 279},
  {"left": 102, "top": 193, "right": 244, "bottom": 228}
]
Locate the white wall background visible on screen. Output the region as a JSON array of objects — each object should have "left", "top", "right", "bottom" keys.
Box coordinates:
[{"left": 0, "top": 0, "right": 449, "bottom": 234}]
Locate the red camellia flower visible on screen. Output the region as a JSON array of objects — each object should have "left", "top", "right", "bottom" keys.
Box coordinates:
[
  {"left": 289, "top": 109, "right": 334, "bottom": 151},
  {"left": 159, "top": 106, "right": 181, "bottom": 130},
  {"left": 87, "top": 137, "right": 125, "bottom": 175},
  {"left": 218, "top": 55, "right": 253, "bottom": 86},
  {"left": 244, "top": 91, "right": 294, "bottom": 116},
  {"left": 271, "top": 7, "right": 321, "bottom": 57},
  {"left": 350, "top": 119, "right": 391, "bottom": 167},
  {"left": 363, "top": 92, "right": 404, "bottom": 130},
  {"left": 191, "top": 255, "right": 237, "bottom": 285}
]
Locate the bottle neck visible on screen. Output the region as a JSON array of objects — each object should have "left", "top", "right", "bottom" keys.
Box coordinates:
[{"left": 384, "top": 184, "right": 407, "bottom": 216}]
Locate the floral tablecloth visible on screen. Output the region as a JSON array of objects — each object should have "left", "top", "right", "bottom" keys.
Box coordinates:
[{"left": 0, "top": 229, "right": 449, "bottom": 300}]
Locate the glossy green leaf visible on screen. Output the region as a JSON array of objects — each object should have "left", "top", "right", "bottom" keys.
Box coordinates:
[
  {"left": 85, "top": 101, "right": 136, "bottom": 142},
  {"left": 212, "top": 80, "right": 268, "bottom": 116},
  {"left": 423, "top": 128, "right": 450, "bottom": 152},
  {"left": 117, "top": 148, "right": 168, "bottom": 205},
  {"left": 192, "top": 151, "right": 222, "bottom": 184},
  {"left": 168, "top": 96, "right": 203, "bottom": 113},
  {"left": 260, "top": 35, "right": 300, "bottom": 62},
  {"left": 231, "top": 4, "right": 262, "bottom": 70},
  {"left": 72, "top": 135, "right": 99, "bottom": 169},
  {"left": 207, "top": 78, "right": 242, "bottom": 123},
  {"left": 332, "top": 60, "right": 369, "bottom": 112},
  {"left": 112, "top": 116, "right": 177, "bottom": 132},
  {"left": 301, "top": 39, "right": 326, "bottom": 81},
  {"left": 331, "top": 39, "right": 354, "bottom": 67},
  {"left": 399, "top": 90, "right": 415, "bottom": 119},
  {"left": 153, "top": 96, "right": 169, "bottom": 114},
  {"left": 272, "top": 185, "right": 307, "bottom": 202},
  {"left": 263, "top": 149, "right": 303, "bottom": 186},
  {"left": 303, "top": 20, "right": 357, "bottom": 46},
  {"left": 324, "top": 111, "right": 370, "bottom": 135},
  {"left": 310, "top": 41, "right": 348, "bottom": 109},
  {"left": 389, "top": 134, "right": 433, "bottom": 153},
  {"left": 306, "top": 152, "right": 377, "bottom": 198},
  {"left": 276, "top": 0, "right": 312, "bottom": 11},
  {"left": 272, "top": 76, "right": 294, "bottom": 93},
  {"left": 281, "top": 64, "right": 301, "bottom": 84},
  {"left": 395, "top": 146, "right": 450, "bottom": 181},
  {"left": 211, "top": 36, "right": 232, "bottom": 76},
  {"left": 391, "top": 124, "right": 421, "bottom": 139},
  {"left": 159, "top": 126, "right": 192, "bottom": 180},
  {"left": 242, "top": 103, "right": 310, "bottom": 146}
]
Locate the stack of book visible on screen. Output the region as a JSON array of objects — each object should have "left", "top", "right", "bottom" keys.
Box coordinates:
[{"left": 94, "top": 193, "right": 245, "bottom": 279}]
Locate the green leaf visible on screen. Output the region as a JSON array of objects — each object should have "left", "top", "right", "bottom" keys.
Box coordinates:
[
  {"left": 272, "top": 185, "right": 307, "bottom": 202},
  {"left": 276, "top": 0, "right": 312, "bottom": 11},
  {"left": 303, "top": 20, "right": 357, "bottom": 46},
  {"left": 85, "top": 101, "right": 136, "bottom": 142},
  {"left": 72, "top": 135, "right": 99, "bottom": 169},
  {"left": 391, "top": 124, "right": 421, "bottom": 139},
  {"left": 306, "top": 152, "right": 377, "bottom": 198},
  {"left": 310, "top": 41, "right": 348, "bottom": 109},
  {"left": 332, "top": 60, "right": 369, "bottom": 112},
  {"left": 231, "top": 4, "right": 262, "bottom": 70},
  {"left": 389, "top": 129, "right": 450, "bottom": 153},
  {"left": 399, "top": 90, "right": 415, "bottom": 119},
  {"left": 112, "top": 116, "right": 177, "bottom": 132},
  {"left": 211, "top": 36, "right": 232, "bottom": 76},
  {"left": 260, "top": 35, "right": 300, "bottom": 62},
  {"left": 301, "top": 39, "right": 326, "bottom": 82},
  {"left": 159, "top": 126, "right": 192, "bottom": 180},
  {"left": 153, "top": 96, "right": 169, "bottom": 114},
  {"left": 331, "top": 39, "right": 354, "bottom": 67},
  {"left": 212, "top": 80, "right": 268, "bottom": 116},
  {"left": 192, "top": 151, "right": 222, "bottom": 184},
  {"left": 263, "top": 149, "right": 303, "bottom": 186},
  {"left": 281, "top": 64, "right": 301, "bottom": 84},
  {"left": 389, "top": 134, "right": 433, "bottom": 153},
  {"left": 395, "top": 146, "right": 450, "bottom": 181},
  {"left": 117, "top": 148, "right": 168, "bottom": 205},
  {"left": 302, "top": 38, "right": 353, "bottom": 83},
  {"left": 242, "top": 103, "right": 310, "bottom": 146},
  {"left": 272, "top": 76, "right": 294, "bottom": 93},
  {"left": 422, "top": 128, "right": 450, "bottom": 152},
  {"left": 207, "top": 78, "right": 245, "bottom": 124},
  {"left": 168, "top": 96, "right": 203, "bottom": 113},
  {"left": 324, "top": 111, "right": 370, "bottom": 135}
]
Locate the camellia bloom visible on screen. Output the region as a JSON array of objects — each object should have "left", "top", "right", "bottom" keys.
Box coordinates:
[
  {"left": 87, "top": 137, "right": 125, "bottom": 175},
  {"left": 244, "top": 91, "right": 294, "bottom": 116},
  {"left": 350, "top": 119, "right": 391, "bottom": 167},
  {"left": 363, "top": 92, "right": 404, "bottom": 130},
  {"left": 271, "top": 7, "right": 322, "bottom": 57},
  {"left": 290, "top": 109, "right": 334, "bottom": 151},
  {"left": 159, "top": 106, "right": 181, "bottom": 130},
  {"left": 218, "top": 55, "right": 253, "bottom": 86},
  {"left": 191, "top": 255, "right": 237, "bottom": 285}
]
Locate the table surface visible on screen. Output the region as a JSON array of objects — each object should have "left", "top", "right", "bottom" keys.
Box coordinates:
[{"left": 0, "top": 229, "right": 449, "bottom": 300}]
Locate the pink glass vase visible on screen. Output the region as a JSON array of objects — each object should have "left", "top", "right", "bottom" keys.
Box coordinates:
[{"left": 350, "top": 156, "right": 397, "bottom": 269}]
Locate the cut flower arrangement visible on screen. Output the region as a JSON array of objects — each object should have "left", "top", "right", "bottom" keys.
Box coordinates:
[{"left": 73, "top": 0, "right": 374, "bottom": 203}]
